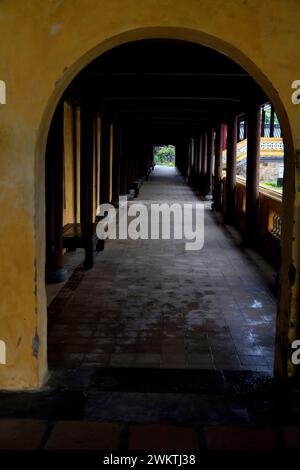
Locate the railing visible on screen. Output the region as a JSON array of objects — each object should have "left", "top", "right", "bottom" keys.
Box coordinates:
[
  {"left": 221, "top": 175, "right": 282, "bottom": 267},
  {"left": 235, "top": 176, "right": 247, "bottom": 233},
  {"left": 258, "top": 183, "right": 282, "bottom": 267}
]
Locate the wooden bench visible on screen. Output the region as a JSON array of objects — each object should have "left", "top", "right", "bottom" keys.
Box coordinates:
[
  {"left": 145, "top": 165, "right": 153, "bottom": 181},
  {"left": 62, "top": 223, "right": 104, "bottom": 269}
]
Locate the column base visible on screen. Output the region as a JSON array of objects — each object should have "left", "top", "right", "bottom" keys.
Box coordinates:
[
  {"left": 111, "top": 200, "right": 120, "bottom": 208},
  {"left": 211, "top": 201, "right": 222, "bottom": 211},
  {"left": 241, "top": 233, "right": 258, "bottom": 248},
  {"left": 45, "top": 267, "right": 68, "bottom": 283}
]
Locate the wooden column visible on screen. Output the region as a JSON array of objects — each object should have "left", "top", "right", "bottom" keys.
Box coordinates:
[
  {"left": 112, "top": 121, "right": 121, "bottom": 204},
  {"left": 126, "top": 129, "right": 134, "bottom": 190},
  {"left": 244, "top": 103, "right": 261, "bottom": 245},
  {"left": 224, "top": 116, "right": 237, "bottom": 223},
  {"left": 187, "top": 138, "right": 193, "bottom": 182},
  {"left": 100, "top": 117, "right": 111, "bottom": 204},
  {"left": 200, "top": 133, "right": 207, "bottom": 194},
  {"left": 196, "top": 136, "right": 202, "bottom": 187},
  {"left": 270, "top": 105, "right": 275, "bottom": 138},
  {"left": 45, "top": 101, "right": 68, "bottom": 283},
  {"left": 212, "top": 123, "right": 223, "bottom": 210},
  {"left": 260, "top": 107, "right": 265, "bottom": 137},
  {"left": 197, "top": 135, "right": 202, "bottom": 189},
  {"left": 80, "top": 106, "right": 94, "bottom": 225},
  {"left": 192, "top": 137, "right": 197, "bottom": 186},
  {"left": 205, "top": 128, "right": 214, "bottom": 196},
  {"left": 244, "top": 120, "right": 248, "bottom": 139},
  {"left": 184, "top": 138, "right": 189, "bottom": 177},
  {"left": 120, "top": 125, "right": 128, "bottom": 195},
  {"left": 192, "top": 136, "right": 199, "bottom": 187}
]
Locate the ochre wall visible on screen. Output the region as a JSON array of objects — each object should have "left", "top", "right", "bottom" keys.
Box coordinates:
[{"left": 0, "top": 0, "right": 299, "bottom": 388}]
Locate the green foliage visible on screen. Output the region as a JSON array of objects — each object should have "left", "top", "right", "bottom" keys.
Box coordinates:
[
  {"left": 260, "top": 180, "right": 283, "bottom": 192},
  {"left": 263, "top": 107, "right": 279, "bottom": 126},
  {"left": 154, "top": 145, "right": 175, "bottom": 167}
]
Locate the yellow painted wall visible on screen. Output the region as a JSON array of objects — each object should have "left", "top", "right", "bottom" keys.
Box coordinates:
[{"left": 0, "top": 0, "right": 299, "bottom": 388}]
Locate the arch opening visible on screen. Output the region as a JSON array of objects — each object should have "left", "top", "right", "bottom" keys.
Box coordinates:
[{"left": 37, "top": 29, "right": 295, "bottom": 383}]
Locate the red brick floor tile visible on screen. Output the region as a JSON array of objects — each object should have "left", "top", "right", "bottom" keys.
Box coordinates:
[
  {"left": 162, "top": 354, "right": 187, "bottom": 368},
  {"left": 238, "top": 354, "right": 270, "bottom": 366},
  {"left": 45, "top": 421, "right": 122, "bottom": 450},
  {"left": 135, "top": 353, "right": 161, "bottom": 366},
  {"left": 0, "top": 420, "right": 47, "bottom": 450},
  {"left": 205, "top": 426, "right": 280, "bottom": 450},
  {"left": 129, "top": 424, "right": 198, "bottom": 450},
  {"left": 110, "top": 353, "right": 136, "bottom": 366},
  {"left": 47, "top": 166, "right": 276, "bottom": 372},
  {"left": 280, "top": 427, "right": 300, "bottom": 449}
]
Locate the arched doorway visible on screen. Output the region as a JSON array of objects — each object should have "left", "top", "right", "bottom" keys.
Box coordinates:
[{"left": 40, "top": 31, "right": 293, "bottom": 386}]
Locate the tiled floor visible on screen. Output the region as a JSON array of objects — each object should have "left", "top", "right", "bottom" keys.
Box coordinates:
[
  {"left": 1, "top": 367, "right": 300, "bottom": 451},
  {"left": 2, "top": 419, "right": 300, "bottom": 451},
  {"left": 46, "top": 249, "right": 85, "bottom": 306},
  {"left": 48, "top": 166, "right": 277, "bottom": 372}
]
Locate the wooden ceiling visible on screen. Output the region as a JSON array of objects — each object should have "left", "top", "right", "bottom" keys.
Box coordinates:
[{"left": 66, "top": 39, "right": 267, "bottom": 140}]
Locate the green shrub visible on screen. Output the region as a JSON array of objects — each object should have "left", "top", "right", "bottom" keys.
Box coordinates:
[{"left": 154, "top": 145, "right": 175, "bottom": 166}]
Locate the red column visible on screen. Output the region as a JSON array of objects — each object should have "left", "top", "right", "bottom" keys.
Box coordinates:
[
  {"left": 224, "top": 116, "right": 237, "bottom": 223},
  {"left": 197, "top": 135, "right": 203, "bottom": 189},
  {"left": 212, "top": 123, "right": 224, "bottom": 210},
  {"left": 112, "top": 121, "right": 121, "bottom": 204},
  {"left": 45, "top": 101, "right": 68, "bottom": 283},
  {"left": 80, "top": 105, "right": 94, "bottom": 224},
  {"left": 205, "top": 128, "right": 214, "bottom": 196},
  {"left": 100, "top": 116, "right": 111, "bottom": 204},
  {"left": 270, "top": 105, "right": 275, "bottom": 138},
  {"left": 244, "top": 103, "right": 261, "bottom": 245},
  {"left": 200, "top": 132, "right": 207, "bottom": 194}
]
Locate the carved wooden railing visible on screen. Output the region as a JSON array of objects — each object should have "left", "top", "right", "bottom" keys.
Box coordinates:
[{"left": 220, "top": 175, "right": 282, "bottom": 267}]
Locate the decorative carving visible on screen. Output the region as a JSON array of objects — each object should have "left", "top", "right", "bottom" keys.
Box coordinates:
[{"left": 270, "top": 212, "right": 282, "bottom": 239}]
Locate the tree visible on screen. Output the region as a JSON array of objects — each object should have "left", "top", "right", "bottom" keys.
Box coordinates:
[{"left": 154, "top": 145, "right": 176, "bottom": 166}]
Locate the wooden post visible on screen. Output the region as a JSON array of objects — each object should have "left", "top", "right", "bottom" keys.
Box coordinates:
[
  {"left": 80, "top": 106, "right": 94, "bottom": 225},
  {"left": 112, "top": 121, "right": 121, "bottom": 204},
  {"left": 212, "top": 123, "right": 223, "bottom": 210},
  {"left": 224, "top": 116, "right": 237, "bottom": 223},
  {"left": 244, "top": 103, "right": 261, "bottom": 245},
  {"left": 206, "top": 128, "right": 214, "bottom": 196},
  {"left": 200, "top": 133, "right": 207, "bottom": 194},
  {"left": 270, "top": 105, "right": 275, "bottom": 138},
  {"left": 195, "top": 137, "right": 199, "bottom": 179},
  {"left": 100, "top": 117, "right": 111, "bottom": 205},
  {"left": 261, "top": 107, "right": 265, "bottom": 137},
  {"left": 197, "top": 135, "right": 202, "bottom": 189},
  {"left": 192, "top": 137, "right": 197, "bottom": 186},
  {"left": 45, "top": 101, "right": 68, "bottom": 283},
  {"left": 120, "top": 125, "right": 128, "bottom": 195}
]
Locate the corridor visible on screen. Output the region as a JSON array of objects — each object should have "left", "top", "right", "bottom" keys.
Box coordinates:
[{"left": 48, "top": 165, "right": 276, "bottom": 373}]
